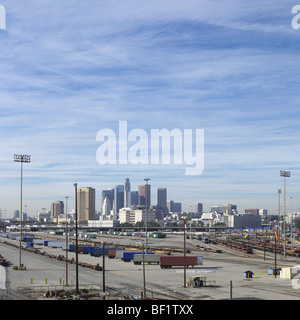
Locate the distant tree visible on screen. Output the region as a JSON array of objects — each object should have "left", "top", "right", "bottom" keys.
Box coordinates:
[{"left": 119, "top": 222, "right": 134, "bottom": 227}]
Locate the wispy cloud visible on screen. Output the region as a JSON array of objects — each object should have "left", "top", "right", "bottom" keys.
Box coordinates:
[{"left": 0, "top": 0, "right": 299, "bottom": 215}]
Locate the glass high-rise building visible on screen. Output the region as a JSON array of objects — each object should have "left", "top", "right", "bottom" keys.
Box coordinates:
[
  {"left": 101, "top": 189, "right": 114, "bottom": 214},
  {"left": 138, "top": 184, "right": 151, "bottom": 209},
  {"left": 114, "top": 185, "right": 124, "bottom": 216},
  {"left": 124, "top": 178, "right": 131, "bottom": 207},
  {"left": 128, "top": 191, "right": 138, "bottom": 206},
  {"left": 157, "top": 188, "right": 167, "bottom": 212}
]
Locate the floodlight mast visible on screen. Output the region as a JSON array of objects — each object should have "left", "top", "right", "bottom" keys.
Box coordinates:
[
  {"left": 14, "top": 154, "right": 31, "bottom": 270},
  {"left": 280, "top": 170, "right": 291, "bottom": 258}
]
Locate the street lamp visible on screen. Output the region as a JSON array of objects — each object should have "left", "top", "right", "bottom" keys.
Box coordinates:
[
  {"left": 73, "top": 183, "right": 79, "bottom": 294},
  {"left": 144, "top": 178, "right": 150, "bottom": 254},
  {"left": 280, "top": 170, "right": 291, "bottom": 258},
  {"left": 14, "top": 154, "right": 31, "bottom": 270}
]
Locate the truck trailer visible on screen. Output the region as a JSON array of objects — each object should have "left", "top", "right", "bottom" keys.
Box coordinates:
[{"left": 133, "top": 254, "right": 161, "bottom": 265}]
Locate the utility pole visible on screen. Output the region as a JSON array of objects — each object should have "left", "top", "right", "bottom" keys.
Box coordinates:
[
  {"left": 102, "top": 242, "right": 105, "bottom": 293},
  {"left": 229, "top": 281, "right": 233, "bottom": 300},
  {"left": 143, "top": 245, "right": 146, "bottom": 298},
  {"left": 74, "top": 183, "right": 79, "bottom": 294},
  {"left": 65, "top": 195, "right": 69, "bottom": 286},
  {"left": 14, "top": 154, "right": 31, "bottom": 270}
]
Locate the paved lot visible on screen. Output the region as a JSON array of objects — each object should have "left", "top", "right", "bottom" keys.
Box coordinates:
[{"left": 1, "top": 232, "right": 300, "bottom": 300}]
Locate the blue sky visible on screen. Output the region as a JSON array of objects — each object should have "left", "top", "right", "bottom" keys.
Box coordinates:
[{"left": 0, "top": 1, "right": 300, "bottom": 216}]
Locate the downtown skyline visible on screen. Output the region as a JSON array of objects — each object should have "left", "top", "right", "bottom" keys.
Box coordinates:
[{"left": 0, "top": 1, "right": 300, "bottom": 215}]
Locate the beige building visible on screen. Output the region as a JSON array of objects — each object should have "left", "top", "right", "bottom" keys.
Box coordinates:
[
  {"left": 119, "top": 207, "right": 156, "bottom": 225},
  {"left": 77, "top": 187, "right": 96, "bottom": 223}
]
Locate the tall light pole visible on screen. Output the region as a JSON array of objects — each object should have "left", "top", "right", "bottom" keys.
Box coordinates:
[
  {"left": 65, "top": 195, "right": 69, "bottom": 286},
  {"left": 183, "top": 219, "right": 187, "bottom": 288},
  {"left": 144, "top": 178, "right": 150, "bottom": 254},
  {"left": 280, "top": 170, "right": 291, "bottom": 258},
  {"left": 14, "top": 154, "right": 31, "bottom": 270},
  {"left": 74, "top": 183, "right": 79, "bottom": 294}
]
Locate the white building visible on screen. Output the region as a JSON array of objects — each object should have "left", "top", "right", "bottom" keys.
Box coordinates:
[
  {"left": 88, "top": 219, "right": 120, "bottom": 228},
  {"left": 287, "top": 212, "right": 300, "bottom": 224},
  {"left": 223, "top": 214, "right": 261, "bottom": 228},
  {"left": 119, "top": 207, "right": 156, "bottom": 225}
]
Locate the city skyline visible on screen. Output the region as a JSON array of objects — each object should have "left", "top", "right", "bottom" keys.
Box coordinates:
[{"left": 0, "top": 1, "right": 300, "bottom": 216}]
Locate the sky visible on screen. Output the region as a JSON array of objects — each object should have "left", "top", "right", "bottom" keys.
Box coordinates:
[{"left": 0, "top": 0, "right": 300, "bottom": 217}]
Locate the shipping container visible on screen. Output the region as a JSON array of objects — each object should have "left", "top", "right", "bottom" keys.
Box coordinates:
[
  {"left": 108, "top": 249, "right": 117, "bottom": 259},
  {"left": 150, "top": 232, "right": 166, "bottom": 238},
  {"left": 47, "top": 241, "right": 64, "bottom": 248},
  {"left": 78, "top": 245, "right": 93, "bottom": 254},
  {"left": 90, "top": 247, "right": 120, "bottom": 257},
  {"left": 33, "top": 239, "right": 45, "bottom": 245},
  {"left": 115, "top": 250, "right": 125, "bottom": 259},
  {"left": 160, "top": 255, "right": 203, "bottom": 268},
  {"left": 123, "top": 251, "right": 153, "bottom": 262},
  {"left": 62, "top": 242, "right": 75, "bottom": 251},
  {"left": 133, "top": 254, "right": 161, "bottom": 265},
  {"left": 21, "top": 236, "right": 35, "bottom": 242}
]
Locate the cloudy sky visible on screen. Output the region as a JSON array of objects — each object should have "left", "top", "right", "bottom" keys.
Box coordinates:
[{"left": 0, "top": 1, "right": 300, "bottom": 216}]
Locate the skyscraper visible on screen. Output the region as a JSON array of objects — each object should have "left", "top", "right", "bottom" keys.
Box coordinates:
[
  {"left": 157, "top": 188, "right": 167, "bottom": 212},
  {"left": 102, "top": 196, "right": 112, "bottom": 217},
  {"left": 128, "top": 191, "right": 138, "bottom": 206},
  {"left": 114, "top": 185, "right": 124, "bottom": 216},
  {"left": 124, "top": 178, "right": 131, "bottom": 207},
  {"left": 101, "top": 189, "right": 114, "bottom": 214},
  {"left": 195, "top": 203, "right": 203, "bottom": 215},
  {"left": 51, "top": 201, "right": 64, "bottom": 222},
  {"left": 77, "top": 187, "right": 96, "bottom": 223},
  {"left": 138, "top": 184, "right": 151, "bottom": 209}
]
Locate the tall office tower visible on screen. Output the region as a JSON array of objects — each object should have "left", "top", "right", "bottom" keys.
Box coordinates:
[
  {"left": 102, "top": 196, "right": 111, "bottom": 217},
  {"left": 157, "top": 188, "right": 167, "bottom": 212},
  {"left": 77, "top": 187, "right": 96, "bottom": 223},
  {"left": 138, "top": 184, "right": 151, "bottom": 209},
  {"left": 173, "top": 203, "right": 182, "bottom": 213},
  {"left": 101, "top": 189, "right": 114, "bottom": 214},
  {"left": 13, "top": 210, "right": 20, "bottom": 219},
  {"left": 124, "top": 178, "right": 131, "bottom": 207},
  {"left": 113, "top": 185, "right": 124, "bottom": 216},
  {"left": 128, "top": 191, "right": 138, "bottom": 206},
  {"left": 50, "top": 201, "right": 64, "bottom": 221},
  {"left": 195, "top": 203, "right": 203, "bottom": 215},
  {"left": 167, "top": 200, "right": 174, "bottom": 212}
]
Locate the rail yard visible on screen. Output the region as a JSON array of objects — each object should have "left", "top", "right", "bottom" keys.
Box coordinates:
[{"left": 1, "top": 229, "right": 300, "bottom": 300}]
